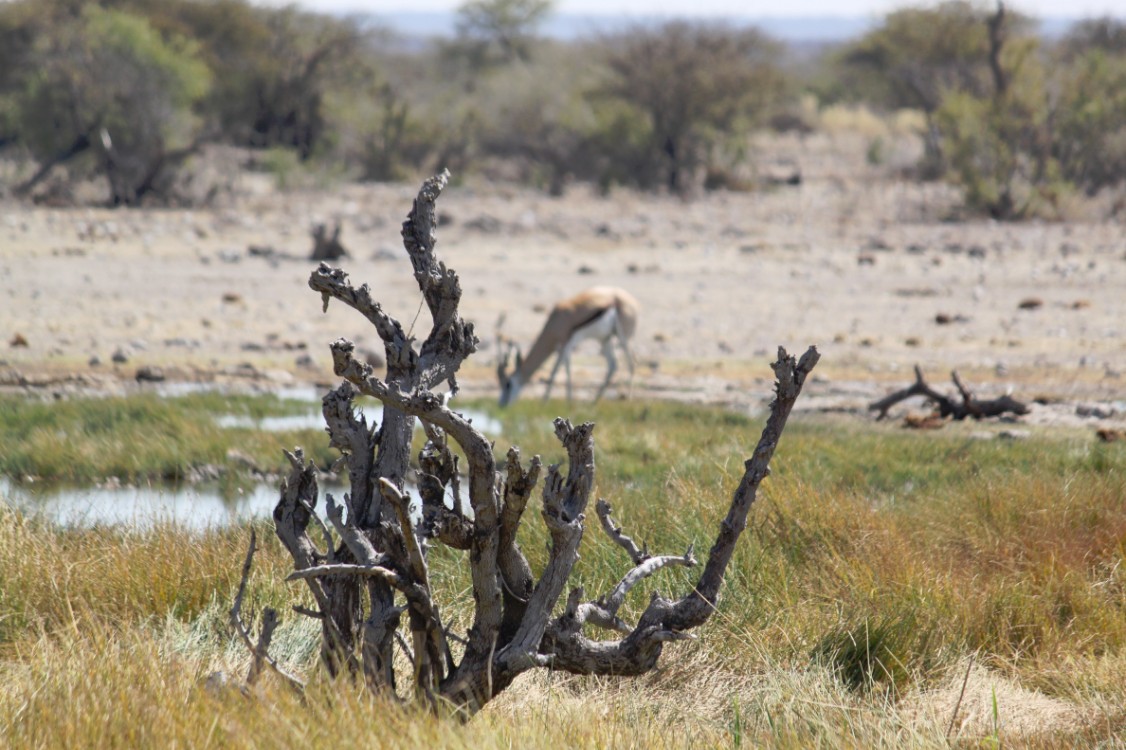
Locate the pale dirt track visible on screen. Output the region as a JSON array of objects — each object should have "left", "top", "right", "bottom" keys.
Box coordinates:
[{"left": 2, "top": 134, "right": 1124, "bottom": 432}]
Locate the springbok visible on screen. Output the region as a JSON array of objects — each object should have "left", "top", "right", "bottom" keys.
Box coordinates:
[{"left": 497, "top": 286, "right": 639, "bottom": 406}]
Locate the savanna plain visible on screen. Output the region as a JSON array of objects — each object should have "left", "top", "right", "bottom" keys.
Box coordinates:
[{"left": 2, "top": 133, "right": 1125, "bottom": 748}]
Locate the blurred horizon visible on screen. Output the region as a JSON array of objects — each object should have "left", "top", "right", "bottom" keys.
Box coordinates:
[{"left": 334, "top": 9, "right": 1090, "bottom": 41}]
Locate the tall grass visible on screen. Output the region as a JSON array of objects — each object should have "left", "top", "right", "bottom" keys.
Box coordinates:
[{"left": 1, "top": 397, "right": 1123, "bottom": 746}]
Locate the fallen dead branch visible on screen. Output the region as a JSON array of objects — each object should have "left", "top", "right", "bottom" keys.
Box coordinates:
[{"left": 869, "top": 365, "right": 1029, "bottom": 422}]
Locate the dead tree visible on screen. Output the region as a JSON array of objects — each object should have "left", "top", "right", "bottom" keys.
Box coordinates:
[
  {"left": 235, "top": 170, "right": 819, "bottom": 716},
  {"left": 869, "top": 365, "right": 1029, "bottom": 421}
]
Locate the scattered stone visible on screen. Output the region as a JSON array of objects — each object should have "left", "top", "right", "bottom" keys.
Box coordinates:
[
  {"left": 594, "top": 220, "right": 621, "bottom": 237},
  {"left": 857, "top": 253, "right": 876, "bottom": 266},
  {"left": 1076, "top": 403, "right": 1118, "bottom": 419},
  {"left": 226, "top": 449, "right": 262, "bottom": 472},
  {"left": 9, "top": 332, "right": 28, "bottom": 347},
  {"left": 1018, "top": 297, "right": 1043, "bottom": 310},
  {"left": 998, "top": 429, "right": 1030, "bottom": 440},
  {"left": 1096, "top": 428, "right": 1124, "bottom": 442},
  {"left": 866, "top": 236, "right": 892, "bottom": 251},
  {"left": 967, "top": 245, "right": 987, "bottom": 259},
  {"left": 295, "top": 353, "right": 316, "bottom": 369},
  {"left": 906, "top": 243, "right": 927, "bottom": 254},
  {"left": 240, "top": 341, "right": 266, "bottom": 351},
  {"left": 935, "top": 313, "right": 970, "bottom": 325},
  {"left": 1070, "top": 299, "right": 1091, "bottom": 310},
  {"left": 222, "top": 292, "right": 243, "bottom": 304},
  {"left": 905, "top": 337, "right": 921, "bottom": 347},
  {"left": 217, "top": 249, "right": 241, "bottom": 264},
  {"left": 247, "top": 244, "right": 277, "bottom": 258},
  {"left": 577, "top": 265, "right": 595, "bottom": 275},
  {"left": 88, "top": 355, "right": 101, "bottom": 367},
  {"left": 653, "top": 332, "right": 667, "bottom": 343},
  {"left": 111, "top": 348, "right": 129, "bottom": 364},
  {"left": 135, "top": 365, "right": 165, "bottom": 383}
]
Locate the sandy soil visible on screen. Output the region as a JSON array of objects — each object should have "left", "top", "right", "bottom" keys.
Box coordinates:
[{"left": 2, "top": 134, "right": 1124, "bottom": 432}]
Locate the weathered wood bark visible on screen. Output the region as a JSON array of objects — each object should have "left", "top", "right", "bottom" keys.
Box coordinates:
[
  {"left": 869, "top": 365, "right": 1029, "bottom": 422},
  {"left": 233, "top": 171, "right": 819, "bottom": 717}
]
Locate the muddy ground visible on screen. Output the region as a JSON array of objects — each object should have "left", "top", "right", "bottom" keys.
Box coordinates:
[{"left": 2, "top": 133, "right": 1124, "bottom": 434}]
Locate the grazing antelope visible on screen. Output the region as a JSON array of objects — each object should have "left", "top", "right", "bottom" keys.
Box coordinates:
[{"left": 497, "top": 287, "right": 639, "bottom": 407}]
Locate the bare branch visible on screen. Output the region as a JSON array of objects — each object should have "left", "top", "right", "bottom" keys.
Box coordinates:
[
  {"left": 603, "top": 545, "right": 697, "bottom": 617},
  {"left": 869, "top": 365, "right": 1029, "bottom": 421},
  {"left": 596, "top": 499, "right": 649, "bottom": 565},
  {"left": 229, "top": 530, "right": 306, "bottom": 692}
]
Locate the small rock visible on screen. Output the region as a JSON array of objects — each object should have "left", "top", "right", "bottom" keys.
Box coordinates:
[
  {"left": 857, "top": 253, "right": 876, "bottom": 266},
  {"left": 295, "top": 353, "right": 316, "bottom": 369},
  {"left": 1018, "top": 297, "right": 1043, "bottom": 310},
  {"left": 135, "top": 365, "right": 165, "bottom": 383},
  {"left": 9, "top": 333, "right": 28, "bottom": 348},
  {"left": 577, "top": 265, "right": 595, "bottom": 275},
  {"left": 1070, "top": 299, "right": 1091, "bottom": 310},
  {"left": 88, "top": 355, "right": 102, "bottom": 367},
  {"left": 1096, "top": 428, "right": 1124, "bottom": 442},
  {"left": 998, "top": 429, "right": 1030, "bottom": 440},
  {"left": 1076, "top": 403, "right": 1117, "bottom": 419},
  {"left": 111, "top": 348, "right": 129, "bottom": 364},
  {"left": 222, "top": 292, "right": 243, "bottom": 304}
]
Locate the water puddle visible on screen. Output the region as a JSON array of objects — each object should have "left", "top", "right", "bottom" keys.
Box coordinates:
[
  {"left": 0, "top": 475, "right": 300, "bottom": 530},
  {"left": 2, "top": 477, "right": 446, "bottom": 531},
  {"left": 213, "top": 404, "right": 502, "bottom": 435},
  {"left": 1, "top": 385, "right": 497, "bottom": 529}
]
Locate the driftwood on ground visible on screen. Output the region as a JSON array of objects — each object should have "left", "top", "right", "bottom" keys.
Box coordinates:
[
  {"left": 869, "top": 365, "right": 1029, "bottom": 422},
  {"left": 231, "top": 170, "right": 819, "bottom": 717}
]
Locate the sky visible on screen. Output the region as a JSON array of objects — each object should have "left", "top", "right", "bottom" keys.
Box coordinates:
[{"left": 254, "top": 0, "right": 1125, "bottom": 19}]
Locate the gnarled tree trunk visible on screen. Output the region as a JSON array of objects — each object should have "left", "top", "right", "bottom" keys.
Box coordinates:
[{"left": 233, "top": 170, "right": 819, "bottom": 717}]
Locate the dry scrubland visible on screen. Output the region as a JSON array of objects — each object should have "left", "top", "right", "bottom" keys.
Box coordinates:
[
  {"left": 1, "top": 132, "right": 1126, "bottom": 747},
  {"left": 2, "top": 131, "right": 1124, "bottom": 417}
]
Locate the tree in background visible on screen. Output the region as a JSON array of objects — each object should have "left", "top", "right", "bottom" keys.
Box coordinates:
[
  {"left": 9, "top": 5, "right": 210, "bottom": 205},
  {"left": 837, "top": 1, "right": 1033, "bottom": 177},
  {"left": 1051, "top": 18, "right": 1126, "bottom": 196},
  {"left": 595, "top": 22, "right": 784, "bottom": 194},
  {"left": 454, "top": 0, "right": 554, "bottom": 67}
]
